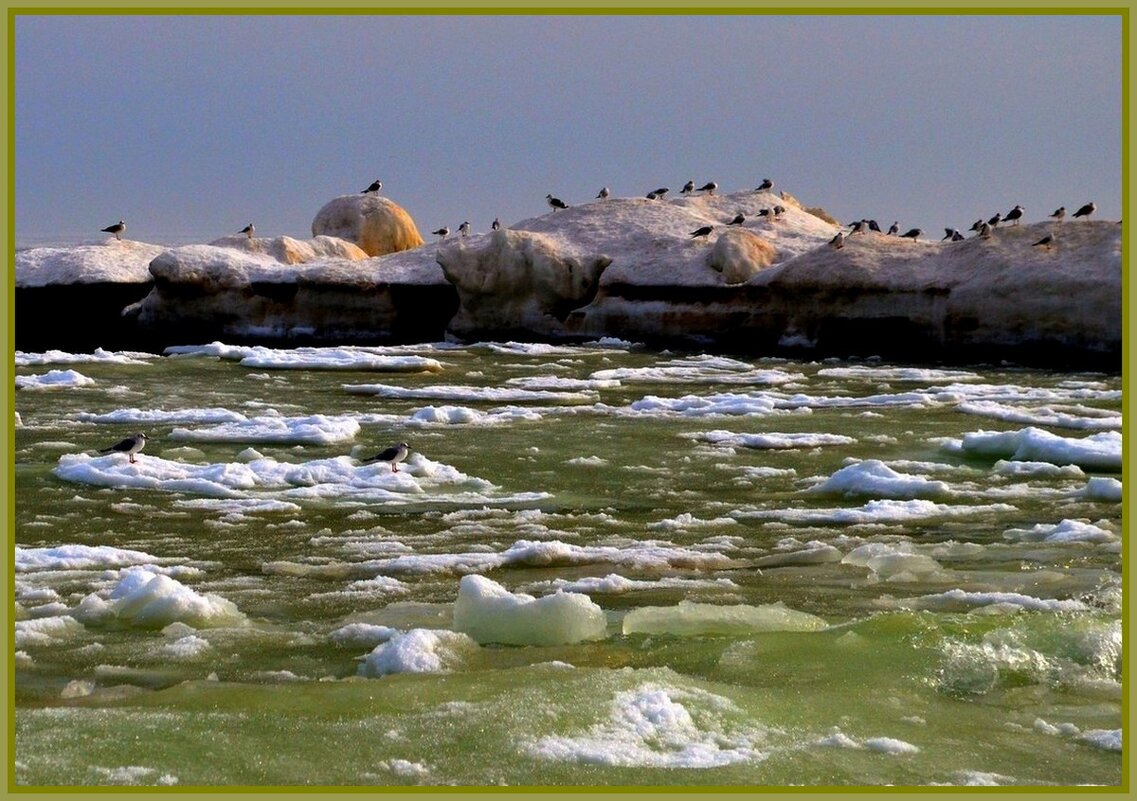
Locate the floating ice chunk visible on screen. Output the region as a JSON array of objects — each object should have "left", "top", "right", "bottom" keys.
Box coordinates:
[
  {"left": 959, "top": 427, "right": 1121, "bottom": 470},
  {"left": 358, "top": 628, "right": 479, "bottom": 677},
  {"left": 646, "top": 513, "right": 739, "bottom": 531},
  {"left": 104, "top": 567, "right": 246, "bottom": 628},
  {"left": 168, "top": 414, "right": 360, "bottom": 445},
  {"left": 1079, "top": 729, "right": 1122, "bottom": 751},
  {"left": 75, "top": 407, "right": 247, "bottom": 425},
  {"left": 14, "top": 615, "right": 84, "bottom": 648},
  {"left": 1002, "top": 519, "right": 1116, "bottom": 544},
  {"left": 159, "top": 634, "right": 212, "bottom": 658},
  {"left": 755, "top": 543, "right": 842, "bottom": 567},
  {"left": 1080, "top": 476, "right": 1122, "bottom": 502},
  {"left": 525, "top": 574, "right": 738, "bottom": 594},
  {"left": 524, "top": 683, "right": 767, "bottom": 768},
  {"left": 453, "top": 574, "right": 607, "bottom": 646},
  {"left": 15, "top": 369, "right": 95, "bottom": 390},
  {"left": 992, "top": 460, "right": 1085, "bottom": 479},
  {"left": 328, "top": 622, "right": 400, "bottom": 647},
  {"left": 409, "top": 404, "right": 542, "bottom": 425},
  {"left": 696, "top": 429, "right": 855, "bottom": 449},
  {"left": 806, "top": 460, "right": 949, "bottom": 499},
  {"left": 622, "top": 600, "right": 827, "bottom": 636},
  {"left": 958, "top": 400, "right": 1122, "bottom": 431},
  {"left": 864, "top": 737, "right": 920, "bottom": 754},
  {"left": 840, "top": 542, "right": 944, "bottom": 579},
  {"left": 817, "top": 366, "right": 982, "bottom": 383},
  {"left": 626, "top": 392, "right": 785, "bottom": 417},
  {"left": 905, "top": 588, "right": 1088, "bottom": 613},
  {"left": 344, "top": 382, "right": 598, "bottom": 404},
  {"left": 16, "top": 348, "right": 156, "bottom": 366},
  {"left": 591, "top": 362, "right": 798, "bottom": 386},
  {"left": 735, "top": 499, "right": 1016, "bottom": 525},
  {"left": 16, "top": 544, "right": 164, "bottom": 572}
]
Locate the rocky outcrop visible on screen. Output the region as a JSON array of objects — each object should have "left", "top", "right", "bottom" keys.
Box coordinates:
[
  {"left": 310, "top": 194, "right": 424, "bottom": 256},
  {"left": 437, "top": 229, "right": 611, "bottom": 339}
]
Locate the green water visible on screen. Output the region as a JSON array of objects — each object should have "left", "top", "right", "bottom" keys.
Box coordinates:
[{"left": 11, "top": 344, "right": 1123, "bottom": 787}]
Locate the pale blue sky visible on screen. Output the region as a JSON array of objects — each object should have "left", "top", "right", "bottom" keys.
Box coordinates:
[{"left": 14, "top": 13, "right": 1123, "bottom": 246}]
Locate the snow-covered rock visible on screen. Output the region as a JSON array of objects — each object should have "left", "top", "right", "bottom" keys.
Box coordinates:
[
  {"left": 16, "top": 239, "right": 167, "bottom": 287},
  {"left": 707, "top": 227, "right": 778, "bottom": 283},
  {"left": 311, "top": 193, "right": 424, "bottom": 256}
]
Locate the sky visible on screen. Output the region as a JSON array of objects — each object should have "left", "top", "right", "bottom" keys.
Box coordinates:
[{"left": 13, "top": 13, "right": 1123, "bottom": 247}]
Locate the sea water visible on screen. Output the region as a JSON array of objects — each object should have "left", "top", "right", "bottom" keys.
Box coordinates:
[{"left": 11, "top": 341, "right": 1123, "bottom": 787}]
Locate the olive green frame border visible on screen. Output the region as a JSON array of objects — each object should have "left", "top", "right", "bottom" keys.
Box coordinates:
[{"left": 1, "top": 4, "right": 1130, "bottom": 800}]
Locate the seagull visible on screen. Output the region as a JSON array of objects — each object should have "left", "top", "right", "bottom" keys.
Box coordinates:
[
  {"left": 361, "top": 180, "right": 382, "bottom": 194},
  {"left": 1032, "top": 233, "right": 1055, "bottom": 250},
  {"left": 968, "top": 219, "right": 985, "bottom": 232},
  {"left": 680, "top": 180, "right": 695, "bottom": 195},
  {"left": 867, "top": 219, "right": 880, "bottom": 232},
  {"left": 773, "top": 205, "right": 787, "bottom": 219},
  {"left": 690, "top": 225, "right": 714, "bottom": 239},
  {"left": 239, "top": 223, "right": 255, "bottom": 239},
  {"left": 757, "top": 208, "right": 772, "bottom": 219},
  {"left": 546, "top": 194, "right": 569, "bottom": 211},
  {"left": 596, "top": 187, "right": 610, "bottom": 200},
  {"left": 98, "top": 432, "right": 147, "bottom": 463},
  {"left": 432, "top": 226, "right": 449, "bottom": 238},
  {"left": 101, "top": 220, "right": 126, "bottom": 241},
  {"left": 900, "top": 228, "right": 922, "bottom": 240},
  {"left": 646, "top": 192, "right": 657, "bottom": 200},
  {"left": 951, "top": 229, "right": 965, "bottom": 241},
  {"left": 755, "top": 178, "right": 773, "bottom": 191},
  {"left": 1049, "top": 206, "right": 1066, "bottom": 222},
  {"left": 942, "top": 228, "right": 961, "bottom": 241},
  {"left": 362, "top": 442, "right": 409, "bottom": 472},
  {"left": 1003, "top": 204, "right": 1024, "bottom": 225},
  {"left": 651, "top": 187, "right": 669, "bottom": 199},
  {"left": 987, "top": 212, "right": 1002, "bottom": 227},
  {"left": 887, "top": 221, "right": 899, "bottom": 236},
  {"left": 828, "top": 231, "right": 845, "bottom": 249},
  {"left": 491, "top": 218, "right": 501, "bottom": 231},
  {"left": 849, "top": 219, "right": 868, "bottom": 235},
  {"left": 1073, "top": 202, "right": 1096, "bottom": 219},
  {"left": 978, "top": 222, "right": 993, "bottom": 239},
  {"left": 727, "top": 213, "right": 745, "bottom": 225},
  {"left": 697, "top": 181, "right": 718, "bottom": 195},
  {"left": 459, "top": 221, "right": 471, "bottom": 237}
]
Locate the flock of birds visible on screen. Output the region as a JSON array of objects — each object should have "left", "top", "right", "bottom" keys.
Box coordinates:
[
  {"left": 98, "top": 174, "right": 1101, "bottom": 257},
  {"left": 827, "top": 200, "right": 1097, "bottom": 251},
  {"left": 94, "top": 433, "right": 412, "bottom": 472}
]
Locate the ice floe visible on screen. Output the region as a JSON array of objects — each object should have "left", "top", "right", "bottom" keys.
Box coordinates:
[
  {"left": 733, "top": 499, "right": 1016, "bottom": 526},
  {"left": 693, "top": 429, "right": 856, "bottom": 449},
  {"left": 1001, "top": 519, "right": 1117, "bottom": 544},
  {"left": 957, "top": 401, "right": 1121, "bottom": 430},
  {"left": 520, "top": 574, "right": 739, "bottom": 595},
  {"left": 15, "top": 369, "right": 96, "bottom": 390},
  {"left": 805, "top": 460, "right": 950, "bottom": 499},
  {"left": 16, "top": 544, "right": 166, "bottom": 572},
  {"left": 358, "top": 628, "right": 480, "bottom": 677},
  {"left": 452, "top": 574, "right": 607, "bottom": 646},
  {"left": 955, "top": 427, "right": 1121, "bottom": 470},
  {"left": 903, "top": 588, "right": 1089, "bottom": 613},
  {"left": 344, "top": 382, "right": 599, "bottom": 405},
  {"left": 76, "top": 566, "right": 247, "bottom": 629},
  {"left": 165, "top": 342, "right": 443, "bottom": 372},
  {"left": 622, "top": 600, "right": 827, "bottom": 636},
  {"left": 15, "top": 348, "right": 157, "bottom": 366},
  {"left": 523, "top": 683, "right": 769, "bottom": 768},
  {"left": 168, "top": 413, "right": 361, "bottom": 445}
]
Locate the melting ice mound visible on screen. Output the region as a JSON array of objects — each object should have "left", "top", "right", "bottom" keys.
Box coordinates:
[
  {"left": 358, "top": 628, "right": 480, "bottom": 677},
  {"left": 76, "top": 566, "right": 246, "bottom": 629},
  {"left": 622, "top": 600, "right": 828, "bottom": 636},
  {"left": 958, "top": 427, "right": 1121, "bottom": 471},
  {"left": 453, "top": 574, "right": 608, "bottom": 646}
]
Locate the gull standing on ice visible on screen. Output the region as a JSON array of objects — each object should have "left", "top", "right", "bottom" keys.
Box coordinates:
[
  {"left": 1073, "top": 202, "right": 1096, "bottom": 219},
  {"left": 362, "top": 180, "right": 382, "bottom": 193},
  {"left": 239, "top": 223, "right": 255, "bottom": 239},
  {"left": 363, "top": 442, "right": 410, "bottom": 473},
  {"left": 828, "top": 231, "right": 845, "bottom": 249},
  {"left": 680, "top": 180, "right": 695, "bottom": 195},
  {"left": 755, "top": 178, "right": 773, "bottom": 191},
  {"left": 650, "top": 187, "right": 669, "bottom": 200},
  {"left": 546, "top": 194, "right": 569, "bottom": 211},
  {"left": 1032, "top": 233, "right": 1055, "bottom": 250},
  {"left": 596, "top": 187, "right": 610, "bottom": 200},
  {"left": 432, "top": 226, "right": 449, "bottom": 238},
  {"left": 727, "top": 213, "right": 745, "bottom": 226},
  {"left": 1049, "top": 206, "right": 1066, "bottom": 222},
  {"left": 887, "top": 221, "right": 899, "bottom": 236},
  {"left": 98, "top": 432, "right": 147, "bottom": 463},
  {"left": 459, "top": 221, "right": 471, "bottom": 237},
  {"left": 101, "top": 221, "right": 126, "bottom": 240},
  {"left": 492, "top": 217, "right": 501, "bottom": 231},
  {"left": 900, "top": 228, "right": 923, "bottom": 240},
  {"left": 1003, "top": 204, "right": 1024, "bottom": 225},
  {"left": 697, "top": 181, "right": 718, "bottom": 195},
  {"left": 690, "top": 225, "right": 714, "bottom": 239}
]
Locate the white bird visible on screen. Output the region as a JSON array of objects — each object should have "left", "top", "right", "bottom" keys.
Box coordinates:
[
  {"left": 98, "top": 432, "right": 147, "bottom": 463},
  {"left": 362, "top": 442, "right": 409, "bottom": 473}
]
